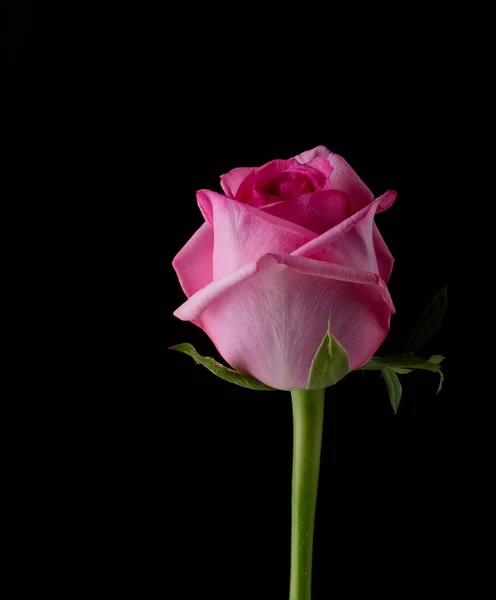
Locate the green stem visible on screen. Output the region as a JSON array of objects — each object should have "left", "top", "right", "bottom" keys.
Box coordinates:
[{"left": 289, "top": 388, "right": 325, "bottom": 600}]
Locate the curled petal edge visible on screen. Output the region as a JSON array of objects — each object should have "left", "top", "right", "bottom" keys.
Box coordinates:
[{"left": 174, "top": 252, "right": 394, "bottom": 323}]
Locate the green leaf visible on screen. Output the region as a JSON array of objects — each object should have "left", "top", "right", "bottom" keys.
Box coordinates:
[
  {"left": 436, "top": 369, "right": 444, "bottom": 394},
  {"left": 359, "top": 356, "right": 391, "bottom": 370},
  {"left": 382, "top": 368, "right": 402, "bottom": 414},
  {"left": 428, "top": 355, "right": 445, "bottom": 365},
  {"left": 170, "top": 343, "right": 276, "bottom": 391},
  {"left": 360, "top": 354, "right": 445, "bottom": 394},
  {"left": 306, "top": 317, "right": 350, "bottom": 390},
  {"left": 407, "top": 286, "right": 447, "bottom": 353},
  {"left": 429, "top": 355, "right": 445, "bottom": 392},
  {"left": 360, "top": 354, "right": 440, "bottom": 372}
]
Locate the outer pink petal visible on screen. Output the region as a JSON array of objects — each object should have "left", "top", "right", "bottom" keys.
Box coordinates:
[
  {"left": 174, "top": 253, "right": 395, "bottom": 390},
  {"left": 171, "top": 222, "right": 214, "bottom": 298},
  {"left": 295, "top": 145, "right": 332, "bottom": 164},
  {"left": 373, "top": 224, "right": 395, "bottom": 283},
  {"left": 296, "top": 146, "right": 375, "bottom": 211},
  {"left": 220, "top": 167, "right": 255, "bottom": 199},
  {"left": 293, "top": 191, "right": 397, "bottom": 276},
  {"left": 326, "top": 153, "right": 375, "bottom": 211},
  {"left": 259, "top": 189, "right": 351, "bottom": 234},
  {"left": 304, "top": 155, "right": 333, "bottom": 180},
  {"left": 196, "top": 189, "right": 316, "bottom": 279},
  {"left": 174, "top": 260, "right": 259, "bottom": 322}
]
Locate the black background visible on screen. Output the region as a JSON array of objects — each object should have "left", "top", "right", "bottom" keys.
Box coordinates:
[{"left": 3, "top": 4, "right": 453, "bottom": 598}]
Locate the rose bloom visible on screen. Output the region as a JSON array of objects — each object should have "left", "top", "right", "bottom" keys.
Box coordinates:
[{"left": 172, "top": 146, "right": 396, "bottom": 391}]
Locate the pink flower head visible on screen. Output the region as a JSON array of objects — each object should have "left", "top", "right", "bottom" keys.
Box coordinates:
[{"left": 173, "top": 146, "right": 396, "bottom": 391}]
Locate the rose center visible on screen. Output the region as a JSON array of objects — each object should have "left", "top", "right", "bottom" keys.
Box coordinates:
[{"left": 260, "top": 173, "right": 316, "bottom": 201}]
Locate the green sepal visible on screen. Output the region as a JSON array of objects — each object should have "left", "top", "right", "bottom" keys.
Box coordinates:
[
  {"left": 306, "top": 316, "right": 350, "bottom": 390},
  {"left": 382, "top": 368, "right": 402, "bottom": 414},
  {"left": 170, "top": 343, "right": 276, "bottom": 391}
]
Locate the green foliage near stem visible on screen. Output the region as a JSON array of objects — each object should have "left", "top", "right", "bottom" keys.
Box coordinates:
[
  {"left": 407, "top": 285, "right": 447, "bottom": 353},
  {"left": 169, "top": 343, "right": 275, "bottom": 391},
  {"left": 381, "top": 368, "right": 402, "bottom": 414},
  {"left": 361, "top": 353, "right": 442, "bottom": 377},
  {"left": 359, "top": 285, "right": 447, "bottom": 412},
  {"left": 428, "top": 355, "right": 445, "bottom": 365},
  {"left": 360, "top": 353, "right": 444, "bottom": 392},
  {"left": 306, "top": 316, "right": 350, "bottom": 390}
]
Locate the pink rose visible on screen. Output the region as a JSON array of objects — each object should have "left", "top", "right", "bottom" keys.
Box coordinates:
[{"left": 172, "top": 146, "right": 396, "bottom": 391}]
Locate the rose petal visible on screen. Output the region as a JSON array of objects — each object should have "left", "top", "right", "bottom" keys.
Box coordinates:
[
  {"left": 293, "top": 191, "right": 397, "bottom": 276},
  {"left": 260, "top": 189, "right": 351, "bottom": 234},
  {"left": 236, "top": 159, "right": 330, "bottom": 205},
  {"left": 172, "top": 222, "right": 214, "bottom": 298},
  {"left": 373, "top": 224, "right": 395, "bottom": 283},
  {"left": 174, "top": 253, "right": 395, "bottom": 390},
  {"left": 295, "top": 145, "right": 332, "bottom": 164},
  {"left": 304, "top": 155, "right": 333, "bottom": 179},
  {"left": 174, "top": 259, "right": 259, "bottom": 322},
  {"left": 296, "top": 146, "right": 375, "bottom": 211},
  {"left": 326, "top": 153, "right": 375, "bottom": 211},
  {"left": 220, "top": 167, "right": 255, "bottom": 199},
  {"left": 197, "top": 189, "right": 316, "bottom": 279}
]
